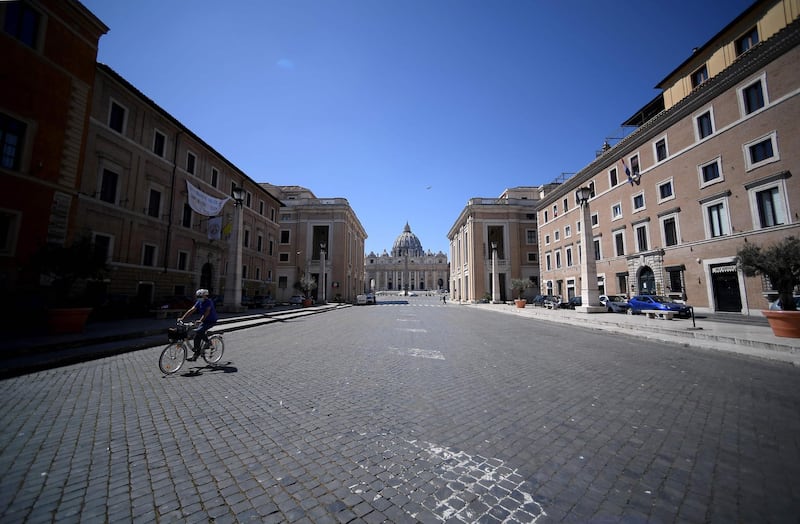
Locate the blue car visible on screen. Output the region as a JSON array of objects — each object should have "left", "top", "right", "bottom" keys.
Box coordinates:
[{"left": 627, "top": 295, "right": 691, "bottom": 318}]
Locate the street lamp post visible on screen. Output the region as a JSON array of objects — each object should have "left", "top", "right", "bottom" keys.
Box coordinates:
[
  {"left": 320, "top": 242, "right": 326, "bottom": 304},
  {"left": 491, "top": 241, "right": 499, "bottom": 303},
  {"left": 575, "top": 186, "right": 605, "bottom": 313},
  {"left": 225, "top": 186, "right": 246, "bottom": 312}
]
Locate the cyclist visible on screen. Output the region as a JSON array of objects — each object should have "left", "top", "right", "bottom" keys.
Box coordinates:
[{"left": 179, "top": 289, "right": 218, "bottom": 361}]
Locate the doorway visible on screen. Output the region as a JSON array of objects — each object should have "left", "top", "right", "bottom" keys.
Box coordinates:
[
  {"left": 711, "top": 264, "right": 742, "bottom": 312},
  {"left": 638, "top": 266, "right": 656, "bottom": 294}
]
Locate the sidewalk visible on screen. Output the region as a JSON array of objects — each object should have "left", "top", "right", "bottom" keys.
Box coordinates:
[
  {"left": 1, "top": 303, "right": 346, "bottom": 379},
  {"left": 468, "top": 302, "right": 800, "bottom": 367}
]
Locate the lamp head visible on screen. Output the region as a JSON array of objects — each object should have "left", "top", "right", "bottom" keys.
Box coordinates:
[{"left": 232, "top": 186, "right": 245, "bottom": 204}]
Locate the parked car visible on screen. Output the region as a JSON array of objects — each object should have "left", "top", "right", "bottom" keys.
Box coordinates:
[
  {"left": 543, "top": 295, "right": 562, "bottom": 309},
  {"left": 530, "top": 295, "right": 547, "bottom": 307},
  {"left": 356, "top": 294, "right": 368, "bottom": 305},
  {"left": 627, "top": 295, "right": 691, "bottom": 318},
  {"left": 365, "top": 293, "right": 376, "bottom": 304},
  {"left": 562, "top": 296, "right": 582, "bottom": 309},
  {"left": 599, "top": 294, "right": 630, "bottom": 313},
  {"left": 768, "top": 296, "right": 800, "bottom": 310},
  {"left": 289, "top": 295, "right": 305, "bottom": 305}
]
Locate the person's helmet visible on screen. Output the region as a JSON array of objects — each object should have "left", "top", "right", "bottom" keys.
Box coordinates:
[{"left": 195, "top": 289, "right": 209, "bottom": 298}]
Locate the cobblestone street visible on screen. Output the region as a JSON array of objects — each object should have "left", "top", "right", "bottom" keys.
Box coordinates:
[{"left": 2, "top": 298, "right": 799, "bottom": 522}]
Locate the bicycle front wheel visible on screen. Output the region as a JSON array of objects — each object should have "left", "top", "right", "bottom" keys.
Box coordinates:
[
  {"left": 159, "top": 343, "right": 186, "bottom": 374},
  {"left": 202, "top": 335, "right": 224, "bottom": 365}
]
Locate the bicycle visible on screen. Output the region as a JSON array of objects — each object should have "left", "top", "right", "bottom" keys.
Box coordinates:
[{"left": 159, "top": 320, "right": 225, "bottom": 374}]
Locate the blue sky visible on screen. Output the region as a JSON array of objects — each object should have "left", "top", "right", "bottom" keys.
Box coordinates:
[{"left": 81, "top": 0, "right": 753, "bottom": 256}]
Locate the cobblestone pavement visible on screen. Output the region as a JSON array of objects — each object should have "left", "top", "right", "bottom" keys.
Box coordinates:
[{"left": 1, "top": 298, "right": 799, "bottom": 522}]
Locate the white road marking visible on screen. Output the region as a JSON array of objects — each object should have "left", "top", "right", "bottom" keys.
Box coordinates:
[{"left": 351, "top": 432, "right": 547, "bottom": 522}]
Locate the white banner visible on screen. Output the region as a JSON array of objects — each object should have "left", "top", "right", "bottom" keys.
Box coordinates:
[
  {"left": 207, "top": 216, "right": 222, "bottom": 241},
  {"left": 186, "top": 181, "right": 230, "bottom": 216}
]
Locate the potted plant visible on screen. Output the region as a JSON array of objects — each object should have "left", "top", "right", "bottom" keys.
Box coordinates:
[
  {"left": 26, "top": 235, "right": 108, "bottom": 334},
  {"left": 297, "top": 274, "right": 318, "bottom": 307},
  {"left": 511, "top": 278, "right": 532, "bottom": 308},
  {"left": 736, "top": 236, "right": 800, "bottom": 337}
]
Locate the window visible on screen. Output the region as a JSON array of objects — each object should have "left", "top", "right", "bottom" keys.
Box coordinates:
[
  {"left": 142, "top": 244, "right": 157, "bottom": 267},
  {"left": 562, "top": 198, "right": 569, "bottom": 213},
  {"left": 654, "top": 138, "right": 668, "bottom": 162},
  {"left": 545, "top": 253, "right": 552, "bottom": 271},
  {"left": 630, "top": 155, "right": 640, "bottom": 177},
  {"left": 699, "top": 158, "right": 722, "bottom": 187},
  {"left": 268, "top": 239, "right": 274, "bottom": 256},
  {"left": 0, "top": 210, "right": 20, "bottom": 256},
  {"left": 259, "top": 201, "right": 264, "bottom": 216},
  {"left": 93, "top": 234, "right": 112, "bottom": 263},
  {"left": 588, "top": 181, "right": 595, "bottom": 198},
  {"left": 99, "top": 169, "right": 118, "bottom": 203},
  {"left": 632, "top": 193, "right": 645, "bottom": 212},
  {"left": 109, "top": 101, "right": 126, "bottom": 133},
  {"left": 246, "top": 191, "right": 252, "bottom": 208},
  {"left": 0, "top": 113, "right": 26, "bottom": 170},
  {"left": 611, "top": 203, "right": 623, "bottom": 220},
  {"left": 526, "top": 229, "right": 537, "bottom": 244},
  {"left": 257, "top": 234, "right": 263, "bottom": 253},
  {"left": 280, "top": 230, "right": 290, "bottom": 244},
  {"left": 658, "top": 179, "right": 674, "bottom": 203},
  {"left": 543, "top": 210, "right": 548, "bottom": 223},
  {"left": 695, "top": 110, "right": 714, "bottom": 140},
  {"left": 691, "top": 65, "right": 708, "bottom": 88},
  {"left": 735, "top": 26, "right": 759, "bottom": 56},
  {"left": 555, "top": 250, "right": 562, "bottom": 269},
  {"left": 278, "top": 276, "right": 288, "bottom": 289},
  {"left": 703, "top": 199, "right": 730, "bottom": 238},
  {"left": 740, "top": 76, "right": 766, "bottom": 115},
  {"left": 554, "top": 230, "right": 560, "bottom": 241},
  {"left": 182, "top": 203, "right": 192, "bottom": 228},
  {"left": 747, "top": 176, "right": 788, "bottom": 230},
  {"left": 634, "top": 223, "right": 649, "bottom": 252},
  {"left": 609, "top": 167, "right": 618, "bottom": 188},
  {"left": 243, "top": 229, "right": 250, "bottom": 248},
  {"left": 755, "top": 187, "right": 784, "bottom": 228},
  {"left": 153, "top": 130, "right": 166, "bottom": 157},
  {"left": 527, "top": 252, "right": 538, "bottom": 263},
  {"left": 552, "top": 205, "right": 558, "bottom": 218},
  {"left": 3, "top": 2, "right": 40, "bottom": 48},
  {"left": 614, "top": 230, "right": 626, "bottom": 257},
  {"left": 211, "top": 167, "right": 219, "bottom": 188},
  {"left": 178, "top": 251, "right": 188, "bottom": 271},
  {"left": 544, "top": 234, "right": 550, "bottom": 245},
  {"left": 186, "top": 151, "right": 196, "bottom": 175},
  {"left": 745, "top": 133, "right": 778, "bottom": 170},
  {"left": 565, "top": 225, "right": 571, "bottom": 238},
  {"left": 147, "top": 189, "right": 161, "bottom": 218},
  {"left": 593, "top": 238, "right": 602, "bottom": 261},
  {"left": 660, "top": 215, "right": 680, "bottom": 247},
  {"left": 591, "top": 213, "right": 599, "bottom": 228},
  {"left": 279, "top": 252, "right": 289, "bottom": 262},
  {"left": 565, "top": 247, "right": 573, "bottom": 267}
]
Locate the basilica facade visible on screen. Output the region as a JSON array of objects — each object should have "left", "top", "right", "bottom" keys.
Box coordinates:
[{"left": 365, "top": 224, "right": 449, "bottom": 293}]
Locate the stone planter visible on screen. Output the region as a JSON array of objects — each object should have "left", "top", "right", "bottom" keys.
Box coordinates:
[
  {"left": 762, "top": 309, "right": 800, "bottom": 338},
  {"left": 514, "top": 299, "right": 527, "bottom": 308}
]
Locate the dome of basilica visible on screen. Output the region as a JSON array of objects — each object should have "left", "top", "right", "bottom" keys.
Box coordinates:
[{"left": 392, "top": 223, "right": 424, "bottom": 257}]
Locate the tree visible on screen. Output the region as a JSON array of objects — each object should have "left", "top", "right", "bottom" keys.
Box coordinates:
[
  {"left": 510, "top": 278, "right": 532, "bottom": 300},
  {"left": 736, "top": 236, "right": 800, "bottom": 311},
  {"left": 297, "top": 274, "right": 318, "bottom": 298}
]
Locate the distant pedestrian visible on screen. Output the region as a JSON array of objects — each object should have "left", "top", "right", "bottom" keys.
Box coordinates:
[{"left": 442, "top": 295, "right": 446, "bottom": 304}]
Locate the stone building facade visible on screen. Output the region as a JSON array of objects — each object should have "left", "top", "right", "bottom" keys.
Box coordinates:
[
  {"left": 448, "top": 187, "right": 555, "bottom": 303},
  {"left": 263, "top": 185, "right": 367, "bottom": 304},
  {"left": 365, "top": 224, "right": 449, "bottom": 293},
  {"left": 537, "top": 0, "right": 800, "bottom": 314}
]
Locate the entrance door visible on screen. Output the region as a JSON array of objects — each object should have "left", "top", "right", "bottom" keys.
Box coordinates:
[
  {"left": 201, "top": 263, "right": 214, "bottom": 292},
  {"left": 499, "top": 273, "right": 507, "bottom": 302},
  {"left": 711, "top": 265, "right": 742, "bottom": 312},
  {"left": 638, "top": 266, "right": 655, "bottom": 294}
]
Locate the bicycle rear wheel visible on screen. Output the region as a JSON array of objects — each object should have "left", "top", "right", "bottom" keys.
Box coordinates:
[
  {"left": 159, "top": 343, "right": 186, "bottom": 374},
  {"left": 202, "top": 335, "right": 224, "bottom": 365}
]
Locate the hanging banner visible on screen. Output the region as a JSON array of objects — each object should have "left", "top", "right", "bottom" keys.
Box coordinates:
[
  {"left": 207, "top": 216, "right": 222, "bottom": 240},
  {"left": 186, "top": 181, "right": 230, "bottom": 216}
]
